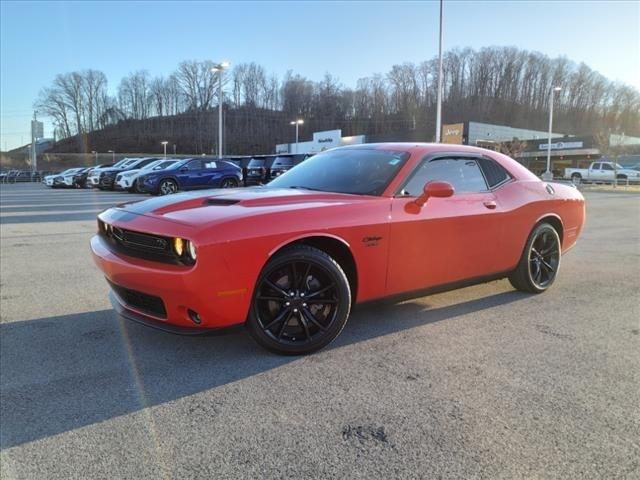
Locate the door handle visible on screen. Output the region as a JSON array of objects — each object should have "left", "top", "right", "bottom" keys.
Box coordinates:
[{"left": 483, "top": 201, "right": 497, "bottom": 210}]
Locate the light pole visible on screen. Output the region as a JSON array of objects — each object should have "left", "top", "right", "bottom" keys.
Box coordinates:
[
  {"left": 108, "top": 150, "right": 115, "bottom": 163},
  {"left": 290, "top": 119, "right": 304, "bottom": 153},
  {"left": 161, "top": 141, "right": 168, "bottom": 158},
  {"left": 543, "top": 86, "right": 562, "bottom": 181},
  {"left": 211, "top": 61, "right": 231, "bottom": 158},
  {"left": 435, "top": 0, "right": 444, "bottom": 142},
  {"left": 91, "top": 150, "right": 98, "bottom": 166}
]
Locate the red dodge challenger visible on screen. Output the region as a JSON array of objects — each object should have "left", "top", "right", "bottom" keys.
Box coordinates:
[{"left": 91, "top": 143, "right": 585, "bottom": 354}]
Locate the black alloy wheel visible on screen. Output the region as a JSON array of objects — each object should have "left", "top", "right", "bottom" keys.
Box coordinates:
[
  {"left": 159, "top": 179, "right": 178, "bottom": 195},
  {"left": 221, "top": 178, "right": 238, "bottom": 188},
  {"left": 509, "top": 223, "right": 561, "bottom": 293},
  {"left": 247, "top": 245, "right": 351, "bottom": 355}
]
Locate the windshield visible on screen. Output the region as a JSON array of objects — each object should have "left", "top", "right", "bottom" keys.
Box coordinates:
[
  {"left": 267, "top": 148, "right": 410, "bottom": 196},
  {"left": 152, "top": 160, "right": 178, "bottom": 170},
  {"left": 167, "top": 159, "right": 189, "bottom": 170},
  {"left": 112, "top": 159, "right": 132, "bottom": 168},
  {"left": 248, "top": 159, "right": 266, "bottom": 167},
  {"left": 141, "top": 160, "right": 163, "bottom": 170}
]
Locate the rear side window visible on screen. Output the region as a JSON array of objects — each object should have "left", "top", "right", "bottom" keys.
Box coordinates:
[
  {"left": 272, "top": 157, "right": 294, "bottom": 167},
  {"left": 402, "top": 158, "right": 488, "bottom": 196},
  {"left": 477, "top": 157, "right": 511, "bottom": 188}
]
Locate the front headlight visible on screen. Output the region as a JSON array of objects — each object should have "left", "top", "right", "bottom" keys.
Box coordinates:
[
  {"left": 173, "top": 237, "right": 184, "bottom": 256},
  {"left": 172, "top": 237, "right": 196, "bottom": 263},
  {"left": 187, "top": 241, "right": 197, "bottom": 261}
]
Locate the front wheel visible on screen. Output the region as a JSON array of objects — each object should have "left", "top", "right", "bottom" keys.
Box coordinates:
[
  {"left": 246, "top": 245, "right": 351, "bottom": 355},
  {"left": 158, "top": 179, "right": 178, "bottom": 195},
  {"left": 509, "top": 223, "right": 561, "bottom": 294},
  {"left": 221, "top": 178, "right": 238, "bottom": 188}
]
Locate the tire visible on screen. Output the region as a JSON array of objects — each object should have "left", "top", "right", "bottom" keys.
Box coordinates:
[
  {"left": 158, "top": 179, "right": 178, "bottom": 195},
  {"left": 221, "top": 177, "right": 238, "bottom": 188},
  {"left": 571, "top": 173, "right": 581, "bottom": 186},
  {"left": 246, "top": 245, "right": 351, "bottom": 355},
  {"left": 509, "top": 223, "right": 561, "bottom": 294}
]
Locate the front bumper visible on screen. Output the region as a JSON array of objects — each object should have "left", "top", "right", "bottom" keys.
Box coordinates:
[
  {"left": 109, "top": 290, "right": 242, "bottom": 335},
  {"left": 99, "top": 176, "right": 116, "bottom": 189},
  {"left": 115, "top": 177, "right": 130, "bottom": 190},
  {"left": 53, "top": 177, "right": 74, "bottom": 187},
  {"left": 91, "top": 233, "right": 249, "bottom": 330}
]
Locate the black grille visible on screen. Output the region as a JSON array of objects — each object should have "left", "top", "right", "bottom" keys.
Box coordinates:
[
  {"left": 99, "top": 221, "right": 181, "bottom": 265},
  {"left": 108, "top": 280, "right": 167, "bottom": 318}
]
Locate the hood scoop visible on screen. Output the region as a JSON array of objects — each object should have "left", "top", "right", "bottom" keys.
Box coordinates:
[{"left": 203, "top": 198, "right": 240, "bottom": 206}]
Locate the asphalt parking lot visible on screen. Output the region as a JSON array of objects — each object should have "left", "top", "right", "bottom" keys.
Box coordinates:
[{"left": 1, "top": 183, "right": 638, "bottom": 479}]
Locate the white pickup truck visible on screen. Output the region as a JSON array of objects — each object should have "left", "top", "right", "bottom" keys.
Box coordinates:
[{"left": 564, "top": 161, "right": 640, "bottom": 184}]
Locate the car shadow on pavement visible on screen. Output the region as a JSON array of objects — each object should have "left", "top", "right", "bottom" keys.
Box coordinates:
[{"left": 0, "top": 289, "right": 525, "bottom": 449}]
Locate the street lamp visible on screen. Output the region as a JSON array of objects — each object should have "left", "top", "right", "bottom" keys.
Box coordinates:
[
  {"left": 211, "top": 61, "right": 231, "bottom": 158},
  {"left": 543, "top": 86, "right": 562, "bottom": 181},
  {"left": 91, "top": 150, "right": 97, "bottom": 166},
  {"left": 290, "top": 119, "right": 304, "bottom": 153},
  {"left": 161, "top": 141, "right": 168, "bottom": 158},
  {"left": 108, "top": 150, "right": 115, "bottom": 162}
]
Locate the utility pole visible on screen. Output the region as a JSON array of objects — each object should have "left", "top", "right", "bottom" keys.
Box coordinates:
[
  {"left": 435, "top": 0, "right": 444, "bottom": 143},
  {"left": 31, "top": 112, "right": 37, "bottom": 173},
  {"left": 543, "top": 87, "right": 562, "bottom": 181}
]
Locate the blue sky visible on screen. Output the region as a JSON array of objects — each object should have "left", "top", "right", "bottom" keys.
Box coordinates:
[{"left": 1, "top": 0, "right": 638, "bottom": 150}]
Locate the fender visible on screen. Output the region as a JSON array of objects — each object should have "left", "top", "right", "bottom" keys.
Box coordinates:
[{"left": 267, "top": 232, "right": 352, "bottom": 258}]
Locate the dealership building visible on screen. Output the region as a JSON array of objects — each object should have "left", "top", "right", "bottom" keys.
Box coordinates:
[
  {"left": 275, "top": 123, "right": 640, "bottom": 176},
  {"left": 276, "top": 130, "right": 365, "bottom": 154},
  {"left": 441, "top": 121, "right": 565, "bottom": 148}
]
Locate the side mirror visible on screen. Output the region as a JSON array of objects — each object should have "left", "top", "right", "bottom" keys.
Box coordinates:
[
  {"left": 414, "top": 181, "right": 454, "bottom": 207},
  {"left": 179, "top": 167, "right": 188, "bottom": 172}
]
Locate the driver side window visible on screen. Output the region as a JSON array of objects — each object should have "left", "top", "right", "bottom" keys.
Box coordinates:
[
  {"left": 401, "top": 158, "right": 488, "bottom": 196},
  {"left": 186, "top": 160, "right": 202, "bottom": 170}
]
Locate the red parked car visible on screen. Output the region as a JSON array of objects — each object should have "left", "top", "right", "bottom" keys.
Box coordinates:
[{"left": 91, "top": 143, "right": 585, "bottom": 354}]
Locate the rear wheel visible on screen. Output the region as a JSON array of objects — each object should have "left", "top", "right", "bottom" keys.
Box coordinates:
[
  {"left": 509, "top": 223, "right": 561, "bottom": 293},
  {"left": 158, "top": 179, "right": 178, "bottom": 195},
  {"left": 221, "top": 178, "right": 238, "bottom": 188},
  {"left": 246, "top": 245, "right": 351, "bottom": 355}
]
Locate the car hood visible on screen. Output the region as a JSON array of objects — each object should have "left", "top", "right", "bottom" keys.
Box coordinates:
[
  {"left": 118, "top": 168, "right": 142, "bottom": 176},
  {"left": 99, "top": 168, "right": 128, "bottom": 174},
  {"left": 112, "top": 187, "right": 377, "bottom": 228}
]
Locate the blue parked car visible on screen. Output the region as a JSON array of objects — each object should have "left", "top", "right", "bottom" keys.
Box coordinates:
[{"left": 138, "top": 157, "right": 243, "bottom": 195}]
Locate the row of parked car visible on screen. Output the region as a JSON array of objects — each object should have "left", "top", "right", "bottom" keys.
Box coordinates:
[
  {"left": 42, "top": 153, "right": 309, "bottom": 195},
  {"left": 0, "top": 170, "right": 55, "bottom": 183}
]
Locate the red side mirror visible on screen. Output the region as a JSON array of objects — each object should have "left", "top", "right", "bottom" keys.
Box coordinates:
[{"left": 415, "top": 181, "right": 454, "bottom": 207}]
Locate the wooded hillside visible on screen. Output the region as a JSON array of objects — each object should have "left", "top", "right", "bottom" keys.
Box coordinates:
[{"left": 38, "top": 46, "right": 640, "bottom": 155}]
